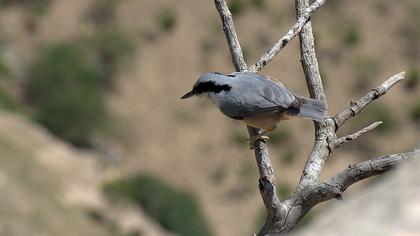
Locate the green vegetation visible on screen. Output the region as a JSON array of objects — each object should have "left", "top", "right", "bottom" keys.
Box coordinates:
[
  {"left": 94, "top": 28, "right": 133, "bottom": 86},
  {"left": 158, "top": 8, "right": 177, "bottom": 32},
  {"left": 0, "top": 53, "right": 9, "bottom": 75},
  {"left": 399, "top": 3, "right": 420, "bottom": 60},
  {"left": 103, "top": 174, "right": 212, "bottom": 236},
  {"left": 251, "top": 0, "right": 266, "bottom": 10},
  {"left": 0, "top": 0, "right": 13, "bottom": 6},
  {"left": 332, "top": 20, "right": 361, "bottom": 47},
  {"left": 0, "top": 0, "right": 50, "bottom": 15},
  {"left": 230, "top": 128, "right": 248, "bottom": 146},
  {"left": 294, "top": 210, "right": 314, "bottom": 230},
  {"left": 352, "top": 56, "right": 381, "bottom": 92},
  {"left": 25, "top": 42, "right": 106, "bottom": 147},
  {"left": 87, "top": 0, "right": 119, "bottom": 27},
  {"left": 0, "top": 88, "right": 25, "bottom": 113},
  {"left": 270, "top": 126, "right": 290, "bottom": 145},
  {"left": 255, "top": 207, "right": 266, "bottom": 229},
  {"left": 405, "top": 69, "right": 419, "bottom": 91},
  {"left": 342, "top": 24, "right": 360, "bottom": 47},
  {"left": 319, "top": 68, "right": 328, "bottom": 87},
  {"left": 238, "top": 161, "right": 257, "bottom": 181},
  {"left": 228, "top": 0, "right": 247, "bottom": 15},
  {"left": 277, "top": 184, "right": 292, "bottom": 200},
  {"left": 241, "top": 45, "right": 251, "bottom": 62},
  {"left": 409, "top": 101, "right": 420, "bottom": 125},
  {"left": 269, "top": 10, "right": 283, "bottom": 27},
  {"left": 226, "top": 0, "right": 267, "bottom": 15},
  {"left": 364, "top": 104, "right": 396, "bottom": 133},
  {"left": 281, "top": 150, "right": 296, "bottom": 166},
  {"left": 27, "top": 0, "right": 50, "bottom": 15}
]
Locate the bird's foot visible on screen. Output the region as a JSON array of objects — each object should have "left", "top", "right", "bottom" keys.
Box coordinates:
[{"left": 248, "top": 135, "right": 269, "bottom": 149}]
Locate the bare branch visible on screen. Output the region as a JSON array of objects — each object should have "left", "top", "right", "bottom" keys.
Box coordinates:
[
  {"left": 295, "top": 0, "right": 330, "bottom": 187},
  {"left": 314, "top": 149, "right": 420, "bottom": 205},
  {"left": 331, "top": 121, "right": 382, "bottom": 150},
  {"left": 212, "top": 0, "right": 282, "bottom": 229},
  {"left": 334, "top": 72, "right": 405, "bottom": 130},
  {"left": 250, "top": 0, "right": 326, "bottom": 72},
  {"left": 211, "top": 0, "right": 414, "bottom": 234},
  {"left": 213, "top": 0, "right": 248, "bottom": 71},
  {"left": 248, "top": 127, "right": 283, "bottom": 235}
]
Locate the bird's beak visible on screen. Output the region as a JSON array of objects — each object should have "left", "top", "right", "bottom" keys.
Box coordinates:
[{"left": 181, "top": 90, "right": 194, "bottom": 99}]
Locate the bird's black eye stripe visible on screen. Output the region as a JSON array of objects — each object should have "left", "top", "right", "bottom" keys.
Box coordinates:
[{"left": 193, "top": 81, "right": 231, "bottom": 94}]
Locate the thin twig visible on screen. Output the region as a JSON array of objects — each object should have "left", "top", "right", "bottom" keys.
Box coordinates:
[
  {"left": 334, "top": 72, "right": 405, "bottom": 130},
  {"left": 250, "top": 0, "right": 326, "bottom": 72},
  {"left": 213, "top": 0, "right": 248, "bottom": 71},
  {"left": 332, "top": 121, "right": 382, "bottom": 150}
]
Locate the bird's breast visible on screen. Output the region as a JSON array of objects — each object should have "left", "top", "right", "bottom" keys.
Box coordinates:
[
  {"left": 241, "top": 111, "right": 290, "bottom": 130},
  {"left": 207, "top": 92, "right": 222, "bottom": 106}
]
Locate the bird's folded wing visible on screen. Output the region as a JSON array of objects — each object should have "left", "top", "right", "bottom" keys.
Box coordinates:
[{"left": 220, "top": 73, "right": 298, "bottom": 119}]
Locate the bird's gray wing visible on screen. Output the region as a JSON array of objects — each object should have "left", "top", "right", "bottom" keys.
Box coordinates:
[{"left": 220, "top": 72, "right": 299, "bottom": 119}]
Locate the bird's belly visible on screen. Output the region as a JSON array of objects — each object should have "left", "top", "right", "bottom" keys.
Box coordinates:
[{"left": 241, "top": 112, "right": 289, "bottom": 130}]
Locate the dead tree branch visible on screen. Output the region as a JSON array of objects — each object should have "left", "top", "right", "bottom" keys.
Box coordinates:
[
  {"left": 213, "top": 0, "right": 248, "bottom": 71},
  {"left": 213, "top": 0, "right": 282, "bottom": 220},
  {"left": 310, "top": 149, "right": 420, "bottom": 205},
  {"left": 334, "top": 72, "right": 405, "bottom": 129},
  {"left": 295, "top": 0, "right": 331, "bottom": 187},
  {"left": 331, "top": 121, "right": 382, "bottom": 150},
  {"left": 210, "top": 0, "right": 417, "bottom": 235}
]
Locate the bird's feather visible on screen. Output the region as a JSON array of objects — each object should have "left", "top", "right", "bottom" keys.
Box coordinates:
[{"left": 218, "top": 72, "right": 298, "bottom": 119}]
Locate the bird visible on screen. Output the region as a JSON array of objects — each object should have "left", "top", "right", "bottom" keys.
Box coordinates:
[{"left": 181, "top": 72, "right": 327, "bottom": 147}]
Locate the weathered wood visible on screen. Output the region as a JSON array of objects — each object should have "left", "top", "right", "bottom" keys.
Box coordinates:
[
  {"left": 331, "top": 121, "right": 382, "bottom": 150},
  {"left": 213, "top": 1, "right": 282, "bottom": 228},
  {"left": 213, "top": 0, "right": 248, "bottom": 72},
  {"left": 210, "top": 0, "right": 416, "bottom": 234},
  {"left": 334, "top": 72, "right": 405, "bottom": 129},
  {"left": 295, "top": 0, "right": 331, "bottom": 187}
]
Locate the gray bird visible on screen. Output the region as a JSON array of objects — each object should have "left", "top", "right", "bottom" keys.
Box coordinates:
[{"left": 181, "top": 72, "right": 327, "bottom": 146}]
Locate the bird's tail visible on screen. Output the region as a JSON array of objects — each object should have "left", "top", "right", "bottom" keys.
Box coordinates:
[{"left": 292, "top": 98, "right": 327, "bottom": 122}]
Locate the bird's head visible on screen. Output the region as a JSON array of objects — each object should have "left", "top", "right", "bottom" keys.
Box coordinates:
[{"left": 181, "top": 72, "right": 233, "bottom": 99}]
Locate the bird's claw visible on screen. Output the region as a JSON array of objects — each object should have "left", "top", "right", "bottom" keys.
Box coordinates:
[{"left": 248, "top": 135, "right": 269, "bottom": 149}]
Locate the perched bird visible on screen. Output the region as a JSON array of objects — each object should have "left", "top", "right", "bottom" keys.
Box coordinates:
[{"left": 181, "top": 72, "right": 327, "bottom": 147}]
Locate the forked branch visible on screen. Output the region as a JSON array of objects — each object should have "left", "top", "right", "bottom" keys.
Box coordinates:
[
  {"left": 306, "top": 149, "right": 420, "bottom": 206},
  {"left": 334, "top": 72, "right": 405, "bottom": 130},
  {"left": 210, "top": 0, "right": 417, "bottom": 235},
  {"left": 331, "top": 121, "right": 382, "bottom": 150}
]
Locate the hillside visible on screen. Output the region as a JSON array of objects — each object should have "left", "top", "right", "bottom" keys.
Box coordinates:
[
  {"left": 0, "top": 110, "right": 172, "bottom": 236},
  {"left": 0, "top": 0, "right": 419, "bottom": 235}
]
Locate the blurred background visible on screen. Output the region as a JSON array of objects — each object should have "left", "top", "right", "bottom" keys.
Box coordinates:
[{"left": 0, "top": 0, "right": 419, "bottom": 235}]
